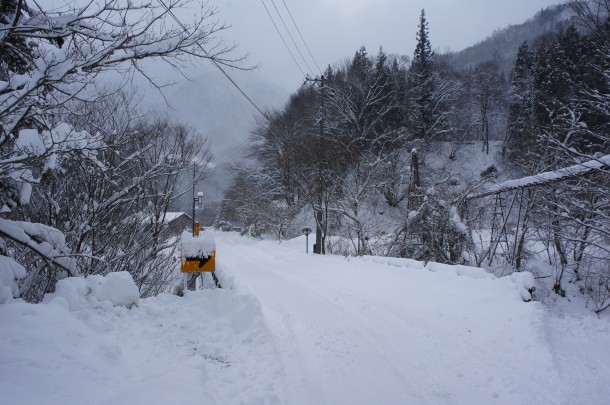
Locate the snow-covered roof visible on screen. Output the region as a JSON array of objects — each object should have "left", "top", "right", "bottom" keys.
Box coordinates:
[
  {"left": 141, "top": 212, "right": 191, "bottom": 225},
  {"left": 162, "top": 212, "right": 191, "bottom": 224}
]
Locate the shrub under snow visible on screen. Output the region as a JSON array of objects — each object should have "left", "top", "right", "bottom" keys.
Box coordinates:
[{"left": 43, "top": 271, "right": 139, "bottom": 310}]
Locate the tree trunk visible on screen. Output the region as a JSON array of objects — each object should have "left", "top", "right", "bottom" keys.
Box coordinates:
[{"left": 515, "top": 189, "right": 534, "bottom": 271}]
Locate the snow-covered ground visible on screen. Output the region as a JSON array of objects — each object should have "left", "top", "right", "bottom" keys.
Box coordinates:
[{"left": 1, "top": 231, "right": 609, "bottom": 404}]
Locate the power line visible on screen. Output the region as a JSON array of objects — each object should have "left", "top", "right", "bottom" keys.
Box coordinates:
[
  {"left": 268, "top": 0, "right": 314, "bottom": 74},
  {"left": 156, "top": 0, "right": 266, "bottom": 117},
  {"left": 259, "top": 0, "right": 306, "bottom": 77},
  {"left": 281, "top": 0, "right": 322, "bottom": 74},
  {"left": 212, "top": 140, "right": 250, "bottom": 166}
]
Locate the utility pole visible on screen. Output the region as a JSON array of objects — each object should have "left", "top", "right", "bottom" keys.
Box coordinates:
[
  {"left": 187, "top": 163, "right": 197, "bottom": 291},
  {"left": 192, "top": 163, "right": 196, "bottom": 237},
  {"left": 305, "top": 75, "right": 325, "bottom": 254}
]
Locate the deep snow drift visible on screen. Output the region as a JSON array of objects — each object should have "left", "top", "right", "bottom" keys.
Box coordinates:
[
  {"left": 0, "top": 272, "right": 283, "bottom": 405},
  {"left": 1, "top": 232, "right": 609, "bottom": 404}
]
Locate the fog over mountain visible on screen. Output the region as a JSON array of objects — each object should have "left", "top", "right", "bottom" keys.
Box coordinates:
[
  {"left": 148, "top": 68, "right": 289, "bottom": 204},
  {"left": 165, "top": 68, "right": 289, "bottom": 162},
  {"left": 448, "top": 4, "right": 576, "bottom": 76}
]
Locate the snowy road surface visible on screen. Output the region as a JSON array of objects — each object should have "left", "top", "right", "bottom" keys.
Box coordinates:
[
  {"left": 1, "top": 231, "right": 609, "bottom": 405},
  {"left": 217, "top": 232, "right": 609, "bottom": 405}
]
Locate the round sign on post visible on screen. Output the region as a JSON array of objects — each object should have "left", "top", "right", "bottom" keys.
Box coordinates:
[{"left": 302, "top": 227, "right": 312, "bottom": 253}]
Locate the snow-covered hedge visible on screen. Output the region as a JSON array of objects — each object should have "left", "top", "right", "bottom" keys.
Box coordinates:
[{"left": 43, "top": 272, "right": 139, "bottom": 310}]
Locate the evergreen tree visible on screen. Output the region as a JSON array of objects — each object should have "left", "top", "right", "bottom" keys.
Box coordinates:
[
  {"left": 372, "top": 47, "right": 397, "bottom": 139},
  {"left": 529, "top": 25, "right": 598, "bottom": 166},
  {"left": 388, "top": 57, "right": 408, "bottom": 131},
  {"left": 408, "top": 9, "right": 436, "bottom": 139},
  {"left": 411, "top": 10, "right": 434, "bottom": 81},
  {"left": 504, "top": 42, "right": 535, "bottom": 165},
  {"left": 348, "top": 46, "right": 372, "bottom": 85}
]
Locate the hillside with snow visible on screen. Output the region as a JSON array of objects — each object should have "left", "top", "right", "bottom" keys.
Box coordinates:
[
  {"left": 2, "top": 231, "right": 608, "bottom": 405},
  {"left": 448, "top": 4, "right": 576, "bottom": 76}
]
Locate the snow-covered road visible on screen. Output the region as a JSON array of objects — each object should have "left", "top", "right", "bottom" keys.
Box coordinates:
[
  {"left": 2, "top": 231, "right": 609, "bottom": 405},
  {"left": 217, "top": 232, "right": 578, "bottom": 405}
]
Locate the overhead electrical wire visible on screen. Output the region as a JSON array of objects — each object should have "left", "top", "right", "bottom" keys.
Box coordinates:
[
  {"left": 212, "top": 138, "right": 252, "bottom": 166},
  {"left": 155, "top": 0, "right": 266, "bottom": 117},
  {"left": 156, "top": 0, "right": 323, "bottom": 165},
  {"left": 280, "top": 0, "right": 322, "bottom": 74},
  {"left": 268, "top": 0, "right": 314, "bottom": 75},
  {"left": 259, "top": 0, "right": 306, "bottom": 77},
  {"left": 155, "top": 0, "right": 267, "bottom": 165}
]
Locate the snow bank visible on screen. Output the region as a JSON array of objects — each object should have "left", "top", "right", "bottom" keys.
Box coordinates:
[
  {"left": 510, "top": 271, "right": 536, "bottom": 302},
  {"left": 426, "top": 262, "right": 496, "bottom": 279},
  {"left": 361, "top": 255, "right": 425, "bottom": 270},
  {"left": 360, "top": 256, "right": 542, "bottom": 301},
  {"left": 0, "top": 287, "right": 283, "bottom": 405},
  {"left": 362, "top": 255, "right": 494, "bottom": 279},
  {"left": 0, "top": 255, "right": 27, "bottom": 304},
  {"left": 181, "top": 230, "right": 215, "bottom": 257},
  {"left": 43, "top": 271, "right": 139, "bottom": 310}
]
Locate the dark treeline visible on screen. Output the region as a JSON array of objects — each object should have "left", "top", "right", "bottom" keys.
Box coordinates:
[{"left": 219, "top": 1, "right": 609, "bottom": 312}]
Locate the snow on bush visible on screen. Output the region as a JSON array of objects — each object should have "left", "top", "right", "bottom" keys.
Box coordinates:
[
  {"left": 0, "top": 256, "right": 27, "bottom": 304},
  {"left": 510, "top": 271, "right": 536, "bottom": 302},
  {"left": 44, "top": 272, "right": 139, "bottom": 310},
  {"left": 449, "top": 206, "right": 468, "bottom": 235}
]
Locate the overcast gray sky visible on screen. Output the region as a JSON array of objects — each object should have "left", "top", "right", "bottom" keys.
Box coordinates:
[
  {"left": 213, "top": 0, "right": 564, "bottom": 91},
  {"left": 49, "top": 0, "right": 565, "bottom": 92}
]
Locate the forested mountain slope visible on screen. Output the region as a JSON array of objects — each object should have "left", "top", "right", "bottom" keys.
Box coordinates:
[{"left": 448, "top": 4, "right": 576, "bottom": 75}]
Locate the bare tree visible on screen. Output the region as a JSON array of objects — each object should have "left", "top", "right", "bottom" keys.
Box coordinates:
[{"left": 0, "top": 0, "right": 240, "bottom": 301}]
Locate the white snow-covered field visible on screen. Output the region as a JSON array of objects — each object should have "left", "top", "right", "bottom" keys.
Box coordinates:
[{"left": 1, "top": 231, "right": 609, "bottom": 404}]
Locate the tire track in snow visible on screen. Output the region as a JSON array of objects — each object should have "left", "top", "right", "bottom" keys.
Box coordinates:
[
  {"left": 283, "top": 264, "right": 562, "bottom": 404},
  {"left": 216, "top": 234, "right": 566, "bottom": 405},
  {"left": 218, "top": 240, "right": 328, "bottom": 405},
  {"left": 217, "top": 239, "right": 439, "bottom": 404}
]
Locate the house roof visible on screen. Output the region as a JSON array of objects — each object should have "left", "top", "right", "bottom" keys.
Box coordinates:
[
  {"left": 162, "top": 212, "right": 191, "bottom": 224},
  {"left": 141, "top": 212, "right": 192, "bottom": 225}
]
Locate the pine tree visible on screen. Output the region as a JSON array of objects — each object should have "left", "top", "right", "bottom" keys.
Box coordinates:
[
  {"left": 372, "top": 47, "right": 396, "bottom": 138},
  {"left": 411, "top": 9, "right": 434, "bottom": 81},
  {"left": 387, "top": 57, "right": 408, "bottom": 131},
  {"left": 504, "top": 42, "right": 535, "bottom": 165},
  {"left": 408, "top": 9, "right": 436, "bottom": 139}
]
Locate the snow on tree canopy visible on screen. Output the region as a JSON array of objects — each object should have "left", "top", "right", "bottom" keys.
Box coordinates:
[
  {"left": 0, "top": 218, "right": 75, "bottom": 274},
  {"left": 181, "top": 230, "right": 215, "bottom": 258}
]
